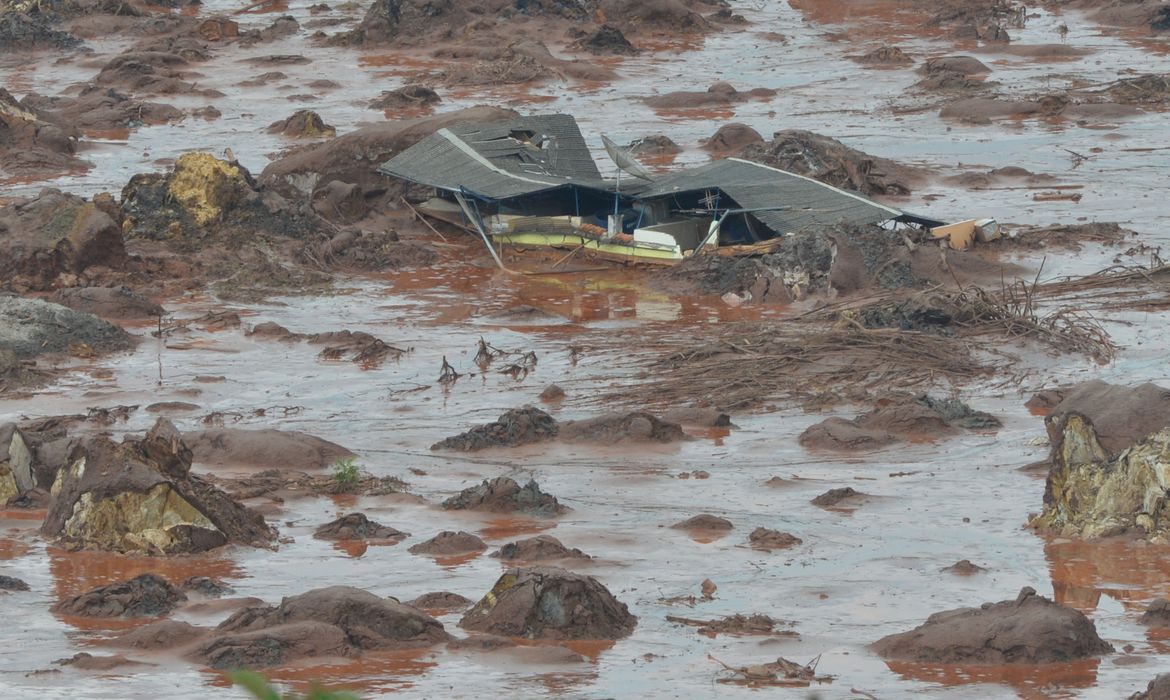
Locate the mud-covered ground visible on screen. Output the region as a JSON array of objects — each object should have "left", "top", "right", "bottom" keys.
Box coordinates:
[{"left": 3, "top": 0, "right": 1170, "bottom": 697}]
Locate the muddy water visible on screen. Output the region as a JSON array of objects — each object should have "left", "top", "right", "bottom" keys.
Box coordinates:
[{"left": 4, "top": 0, "right": 1170, "bottom": 698}]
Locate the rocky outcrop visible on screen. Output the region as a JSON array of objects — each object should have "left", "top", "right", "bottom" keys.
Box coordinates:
[
  {"left": 0, "top": 89, "right": 88, "bottom": 183},
  {"left": 490, "top": 535, "right": 590, "bottom": 561},
  {"left": 460, "top": 567, "right": 636, "bottom": 640},
  {"left": 313, "top": 513, "right": 407, "bottom": 541},
  {"left": 52, "top": 574, "right": 187, "bottom": 618},
  {"left": 42, "top": 419, "right": 276, "bottom": 554},
  {"left": 193, "top": 586, "right": 451, "bottom": 667},
  {"left": 872, "top": 587, "right": 1112, "bottom": 663},
  {"left": 441, "top": 477, "right": 565, "bottom": 516},
  {"left": 671, "top": 514, "right": 733, "bottom": 531},
  {"left": 0, "top": 297, "right": 132, "bottom": 359},
  {"left": 748, "top": 527, "right": 802, "bottom": 551},
  {"left": 431, "top": 407, "right": 559, "bottom": 451},
  {"left": 1031, "top": 382, "right": 1170, "bottom": 540},
  {"left": 267, "top": 109, "right": 336, "bottom": 138},
  {"left": 0, "top": 423, "right": 34, "bottom": 505}
]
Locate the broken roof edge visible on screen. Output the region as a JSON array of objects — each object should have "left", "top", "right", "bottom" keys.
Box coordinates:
[{"left": 724, "top": 158, "right": 904, "bottom": 217}]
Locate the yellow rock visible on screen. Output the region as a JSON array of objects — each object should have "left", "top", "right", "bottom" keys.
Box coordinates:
[
  {"left": 167, "top": 152, "right": 248, "bottom": 227},
  {"left": 61, "top": 482, "right": 220, "bottom": 554}
]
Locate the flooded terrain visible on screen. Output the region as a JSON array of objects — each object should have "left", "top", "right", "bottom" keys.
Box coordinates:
[{"left": 3, "top": 0, "right": 1170, "bottom": 697}]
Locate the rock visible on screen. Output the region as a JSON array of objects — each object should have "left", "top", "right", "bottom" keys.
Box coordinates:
[
  {"left": 854, "top": 45, "right": 913, "bottom": 65},
  {"left": 0, "top": 297, "right": 133, "bottom": 360},
  {"left": 872, "top": 587, "right": 1113, "bottom": 663},
  {"left": 671, "top": 514, "right": 733, "bottom": 531},
  {"left": 267, "top": 109, "right": 336, "bottom": 138},
  {"left": 739, "top": 130, "right": 923, "bottom": 196},
  {"left": 107, "top": 620, "right": 208, "bottom": 650},
  {"left": 0, "top": 574, "right": 30, "bottom": 591},
  {"left": 194, "top": 586, "right": 450, "bottom": 667},
  {"left": 42, "top": 419, "right": 277, "bottom": 554},
  {"left": 490, "top": 535, "right": 590, "bottom": 561},
  {"left": 703, "top": 123, "right": 764, "bottom": 153},
  {"left": 942, "top": 559, "right": 987, "bottom": 575},
  {"left": 54, "top": 652, "right": 152, "bottom": 671},
  {"left": 923, "top": 55, "right": 991, "bottom": 76},
  {"left": 1140, "top": 599, "right": 1170, "bottom": 627},
  {"left": 1030, "top": 382, "right": 1170, "bottom": 540},
  {"left": 49, "top": 287, "right": 164, "bottom": 320},
  {"left": 558, "top": 412, "right": 687, "bottom": 443},
  {"left": 408, "top": 531, "right": 487, "bottom": 555},
  {"left": 407, "top": 591, "right": 472, "bottom": 611},
  {"left": 1132, "top": 673, "right": 1170, "bottom": 700},
  {"left": 460, "top": 567, "right": 636, "bottom": 640},
  {"left": 314, "top": 512, "right": 407, "bottom": 541},
  {"left": 51, "top": 574, "right": 187, "bottom": 618},
  {"left": 183, "top": 427, "right": 353, "bottom": 470},
  {"left": 0, "top": 11, "right": 82, "bottom": 51},
  {"left": 748, "top": 527, "right": 802, "bottom": 551},
  {"left": 0, "top": 423, "right": 35, "bottom": 505},
  {"left": 811, "top": 487, "right": 866, "bottom": 508},
  {"left": 441, "top": 477, "right": 566, "bottom": 516},
  {"left": 0, "top": 189, "right": 126, "bottom": 289},
  {"left": 182, "top": 577, "right": 234, "bottom": 597},
  {"left": 369, "top": 84, "right": 441, "bottom": 110},
  {"left": 0, "top": 89, "right": 88, "bottom": 181},
  {"left": 431, "top": 407, "right": 558, "bottom": 451},
  {"left": 799, "top": 395, "right": 999, "bottom": 451}
]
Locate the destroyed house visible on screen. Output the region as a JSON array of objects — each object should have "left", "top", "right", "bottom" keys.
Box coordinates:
[{"left": 379, "top": 114, "right": 934, "bottom": 264}]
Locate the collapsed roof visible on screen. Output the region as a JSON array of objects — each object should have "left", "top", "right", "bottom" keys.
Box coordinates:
[{"left": 379, "top": 113, "right": 920, "bottom": 233}]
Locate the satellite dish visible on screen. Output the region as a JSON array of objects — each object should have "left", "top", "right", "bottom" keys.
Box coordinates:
[{"left": 601, "top": 134, "right": 654, "bottom": 182}]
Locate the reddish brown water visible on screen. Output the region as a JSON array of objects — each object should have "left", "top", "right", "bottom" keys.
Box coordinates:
[{"left": 2, "top": 0, "right": 1170, "bottom": 698}]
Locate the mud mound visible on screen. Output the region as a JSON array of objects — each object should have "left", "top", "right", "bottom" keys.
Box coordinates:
[
  {"left": 369, "top": 84, "right": 441, "bottom": 110},
  {"left": 441, "top": 477, "right": 565, "bottom": 516},
  {"left": 702, "top": 122, "right": 764, "bottom": 153},
  {"left": 42, "top": 419, "right": 277, "bottom": 554},
  {"left": 183, "top": 427, "right": 353, "bottom": 470},
  {"left": 408, "top": 530, "right": 487, "bottom": 555},
  {"left": 260, "top": 106, "right": 515, "bottom": 204},
  {"left": 923, "top": 55, "right": 990, "bottom": 76},
  {"left": 0, "top": 88, "right": 83, "bottom": 181},
  {"left": 52, "top": 574, "right": 187, "bottom": 618},
  {"left": 0, "top": 574, "right": 29, "bottom": 591},
  {"left": 0, "top": 188, "right": 126, "bottom": 290},
  {"left": 1140, "top": 599, "right": 1170, "bottom": 627},
  {"left": 201, "top": 586, "right": 450, "bottom": 668},
  {"left": 812, "top": 487, "right": 866, "bottom": 508},
  {"left": 574, "top": 23, "right": 637, "bottom": 54},
  {"left": 0, "top": 11, "right": 82, "bottom": 50},
  {"left": 182, "top": 576, "right": 233, "bottom": 597},
  {"left": 739, "top": 130, "right": 923, "bottom": 196},
  {"left": 107, "top": 620, "right": 207, "bottom": 650},
  {"left": 427, "top": 40, "right": 614, "bottom": 86},
  {"left": 491, "top": 534, "right": 590, "bottom": 561},
  {"left": 872, "top": 587, "right": 1112, "bottom": 663},
  {"left": 120, "top": 152, "right": 323, "bottom": 250},
  {"left": 671, "top": 514, "right": 733, "bottom": 531},
  {"left": 748, "top": 527, "right": 801, "bottom": 551},
  {"left": 55, "top": 652, "right": 151, "bottom": 670},
  {"left": 0, "top": 296, "right": 132, "bottom": 359},
  {"left": 853, "top": 45, "right": 913, "bottom": 65},
  {"left": 942, "top": 559, "right": 987, "bottom": 575},
  {"left": 646, "top": 83, "right": 774, "bottom": 111},
  {"left": 408, "top": 591, "right": 472, "bottom": 611},
  {"left": 268, "top": 109, "right": 335, "bottom": 138},
  {"left": 460, "top": 567, "right": 636, "bottom": 640},
  {"left": 627, "top": 134, "right": 680, "bottom": 155},
  {"left": 1132, "top": 674, "right": 1170, "bottom": 700},
  {"left": 49, "top": 287, "right": 163, "bottom": 320},
  {"left": 94, "top": 50, "right": 202, "bottom": 95},
  {"left": 432, "top": 407, "right": 558, "bottom": 451},
  {"left": 599, "top": 0, "right": 711, "bottom": 35},
  {"left": 559, "top": 412, "right": 687, "bottom": 443},
  {"left": 314, "top": 513, "right": 408, "bottom": 541},
  {"left": 800, "top": 395, "right": 999, "bottom": 451},
  {"left": 23, "top": 87, "right": 181, "bottom": 132}
]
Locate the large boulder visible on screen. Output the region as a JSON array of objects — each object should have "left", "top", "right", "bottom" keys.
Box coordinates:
[
  {"left": 52, "top": 574, "right": 187, "bottom": 618},
  {"left": 460, "top": 567, "right": 636, "bottom": 640},
  {"left": 42, "top": 419, "right": 277, "bottom": 554},
  {"left": 441, "top": 477, "right": 565, "bottom": 516},
  {"left": 872, "top": 587, "right": 1112, "bottom": 663},
  {"left": 0, "top": 189, "right": 126, "bottom": 289},
  {"left": 0, "top": 423, "right": 34, "bottom": 505},
  {"left": 193, "top": 586, "right": 451, "bottom": 667},
  {"left": 0, "top": 296, "right": 132, "bottom": 359}
]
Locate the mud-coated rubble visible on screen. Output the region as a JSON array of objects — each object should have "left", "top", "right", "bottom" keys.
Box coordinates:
[
  {"left": 408, "top": 530, "right": 487, "bottom": 555},
  {"left": 872, "top": 587, "right": 1113, "bottom": 663},
  {"left": 1030, "top": 381, "right": 1170, "bottom": 540},
  {"left": 0, "top": 297, "right": 132, "bottom": 358},
  {"left": 0, "top": 423, "right": 34, "bottom": 505},
  {"left": 192, "top": 586, "right": 452, "bottom": 667},
  {"left": 441, "top": 476, "right": 565, "bottom": 516},
  {"left": 0, "top": 88, "right": 88, "bottom": 181},
  {"left": 800, "top": 395, "right": 1000, "bottom": 451},
  {"left": 41, "top": 419, "right": 277, "bottom": 554},
  {"left": 460, "top": 567, "right": 636, "bottom": 640},
  {"left": 313, "top": 512, "right": 407, "bottom": 541},
  {"left": 182, "top": 426, "right": 352, "bottom": 470},
  {"left": 432, "top": 407, "right": 687, "bottom": 451},
  {"left": 52, "top": 574, "right": 187, "bottom": 618},
  {"left": 491, "top": 534, "right": 591, "bottom": 561},
  {"left": 737, "top": 129, "right": 925, "bottom": 196}
]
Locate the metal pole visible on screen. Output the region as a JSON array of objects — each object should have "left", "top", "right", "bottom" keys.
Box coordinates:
[{"left": 454, "top": 190, "right": 507, "bottom": 271}]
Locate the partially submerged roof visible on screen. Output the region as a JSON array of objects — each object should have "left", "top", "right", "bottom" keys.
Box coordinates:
[
  {"left": 638, "top": 158, "right": 904, "bottom": 234},
  {"left": 377, "top": 114, "right": 610, "bottom": 200}
]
